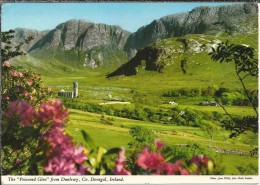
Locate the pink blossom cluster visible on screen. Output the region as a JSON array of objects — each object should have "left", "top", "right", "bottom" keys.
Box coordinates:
[
  {"left": 5, "top": 99, "right": 90, "bottom": 175},
  {"left": 189, "top": 155, "right": 214, "bottom": 174},
  {"left": 137, "top": 146, "right": 189, "bottom": 175},
  {"left": 113, "top": 148, "right": 131, "bottom": 175},
  {"left": 2, "top": 61, "right": 11, "bottom": 67},
  {"left": 43, "top": 127, "right": 90, "bottom": 175},
  {"left": 5, "top": 100, "right": 35, "bottom": 127},
  {"left": 113, "top": 139, "right": 214, "bottom": 175},
  {"left": 38, "top": 99, "right": 68, "bottom": 126},
  {"left": 35, "top": 100, "right": 89, "bottom": 175},
  {"left": 8, "top": 70, "right": 24, "bottom": 77}
]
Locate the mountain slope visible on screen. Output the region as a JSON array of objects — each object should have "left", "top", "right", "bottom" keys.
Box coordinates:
[
  {"left": 21, "top": 20, "right": 131, "bottom": 68},
  {"left": 28, "top": 19, "right": 130, "bottom": 52},
  {"left": 124, "top": 3, "right": 258, "bottom": 57},
  {"left": 107, "top": 32, "right": 258, "bottom": 78},
  {"left": 11, "top": 28, "right": 49, "bottom": 52}
]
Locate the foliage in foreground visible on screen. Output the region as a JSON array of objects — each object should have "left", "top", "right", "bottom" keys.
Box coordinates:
[{"left": 209, "top": 41, "right": 258, "bottom": 137}]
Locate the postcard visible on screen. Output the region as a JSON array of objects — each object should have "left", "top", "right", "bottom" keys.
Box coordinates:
[{"left": 1, "top": 1, "right": 259, "bottom": 184}]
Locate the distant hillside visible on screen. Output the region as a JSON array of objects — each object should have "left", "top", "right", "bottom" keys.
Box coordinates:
[
  {"left": 12, "top": 28, "right": 49, "bottom": 52},
  {"left": 28, "top": 20, "right": 131, "bottom": 68},
  {"left": 28, "top": 20, "right": 130, "bottom": 52},
  {"left": 124, "top": 3, "right": 258, "bottom": 57},
  {"left": 107, "top": 32, "right": 258, "bottom": 78}
]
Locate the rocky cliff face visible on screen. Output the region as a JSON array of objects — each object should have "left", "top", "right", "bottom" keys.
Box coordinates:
[
  {"left": 23, "top": 20, "right": 131, "bottom": 68},
  {"left": 28, "top": 19, "right": 130, "bottom": 52},
  {"left": 124, "top": 3, "right": 258, "bottom": 57},
  {"left": 12, "top": 28, "right": 49, "bottom": 52}
]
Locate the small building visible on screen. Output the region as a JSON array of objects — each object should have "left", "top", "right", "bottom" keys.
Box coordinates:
[
  {"left": 169, "top": 101, "right": 178, "bottom": 105},
  {"left": 58, "top": 82, "right": 78, "bottom": 98},
  {"left": 199, "top": 100, "right": 218, "bottom": 106}
]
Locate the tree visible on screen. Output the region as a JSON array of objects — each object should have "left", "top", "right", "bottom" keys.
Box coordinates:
[
  {"left": 209, "top": 41, "right": 258, "bottom": 137},
  {"left": 1, "top": 30, "right": 33, "bottom": 62}
]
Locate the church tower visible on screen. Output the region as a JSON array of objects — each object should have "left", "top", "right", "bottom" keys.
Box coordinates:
[{"left": 73, "top": 81, "right": 78, "bottom": 98}]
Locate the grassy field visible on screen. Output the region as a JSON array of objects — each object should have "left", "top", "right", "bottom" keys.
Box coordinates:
[{"left": 66, "top": 109, "right": 258, "bottom": 175}]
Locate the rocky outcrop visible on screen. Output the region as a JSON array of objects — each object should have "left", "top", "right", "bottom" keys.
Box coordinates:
[
  {"left": 124, "top": 3, "right": 258, "bottom": 57},
  {"left": 107, "top": 34, "right": 223, "bottom": 77},
  {"left": 11, "top": 28, "right": 49, "bottom": 52},
  {"left": 28, "top": 19, "right": 131, "bottom": 52}
]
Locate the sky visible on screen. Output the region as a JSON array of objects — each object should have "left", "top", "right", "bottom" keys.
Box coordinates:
[{"left": 2, "top": 2, "right": 237, "bottom": 33}]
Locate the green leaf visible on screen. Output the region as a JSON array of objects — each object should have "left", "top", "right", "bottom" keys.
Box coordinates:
[
  {"left": 96, "top": 147, "right": 106, "bottom": 163},
  {"left": 81, "top": 130, "right": 96, "bottom": 149},
  {"left": 104, "top": 147, "right": 121, "bottom": 155}
]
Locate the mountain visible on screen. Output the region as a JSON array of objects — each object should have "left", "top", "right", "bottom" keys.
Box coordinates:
[
  {"left": 11, "top": 28, "right": 49, "bottom": 52},
  {"left": 124, "top": 3, "right": 258, "bottom": 57},
  {"left": 28, "top": 19, "right": 130, "bottom": 52},
  {"left": 27, "top": 19, "right": 131, "bottom": 68}
]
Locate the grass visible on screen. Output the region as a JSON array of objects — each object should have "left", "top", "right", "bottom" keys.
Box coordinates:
[
  {"left": 67, "top": 109, "right": 257, "bottom": 151},
  {"left": 66, "top": 109, "right": 258, "bottom": 175},
  {"left": 217, "top": 154, "right": 258, "bottom": 175},
  {"left": 161, "top": 104, "right": 256, "bottom": 117}
]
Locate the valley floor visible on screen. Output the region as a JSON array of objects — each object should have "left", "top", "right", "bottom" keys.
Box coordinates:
[{"left": 66, "top": 109, "right": 258, "bottom": 175}]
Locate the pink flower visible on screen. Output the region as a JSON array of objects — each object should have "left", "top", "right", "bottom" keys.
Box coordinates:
[
  {"left": 73, "top": 147, "right": 88, "bottom": 164},
  {"left": 45, "top": 157, "right": 78, "bottom": 175},
  {"left": 22, "top": 90, "right": 28, "bottom": 95},
  {"left": 34, "top": 73, "right": 40, "bottom": 79},
  {"left": 15, "top": 159, "right": 21, "bottom": 165},
  {"left": 29, "top": 95, "right": 33, "bottom": 100},
  {"left": 4, "top": 100, "right": 19, "bottom": 117},
  {"left": 43, "top": 127, "right": 71, "bottom": 148},
  {"left": 8, "top": 70, "right": 15, "bottom": 76},
  {"left": 3, "top": 95, "right": 9, "bottom": 100},
  {"left": 113, "top": 147, "right": 131, "bottom": 175},
  {"left": 27, "top": 81, "right": 33, "bottom": 86},
  {"left": 190, "top": 155, "right": 210, "bottom": 168},
  {"left": 43, "top": 124, "right": 89, "bottom": 175},
  {"left": 5, "top": 100, "right": 35, "bottom": 126},
  {"left": 155, "top": 139, "right": 165, "bottom": 149},
  {"left": 137, "top": 147, "right": 164, "bottom": 171},
  {"left": 37, "top": 99, "right": 68, "bottom": 124},
  {"left": 17, "top": 72, "right": 23, "bottom": 77},
  {"left": 161, "top": 160, "right": 189, "bottom": 175},
  {"left": 16, "top": 101, "right": 35, "bottom": 126},
  {"left": 79, "top": 165, "right": 91, "bottom": 174},
  {"left": 3, "top": 61, "right": 10, "bottom": 67},
  {"left": 189, "top": 155, "right": 214, "bottom": 174}
]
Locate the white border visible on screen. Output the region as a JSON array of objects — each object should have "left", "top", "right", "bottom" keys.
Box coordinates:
[
  {"left": 1, "top": 2, "right": 259, "bottom": 185},
  {"left": 1, "top": 175, "right": 259, "bottom": 184}
]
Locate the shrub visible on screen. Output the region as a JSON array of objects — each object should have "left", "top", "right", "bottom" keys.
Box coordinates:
[
  {"left": 165, "top": 143, "right": 216, "bottom": 161},
  {"left": 128, "top": 126, "right": 156, "bottom": 150}
]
